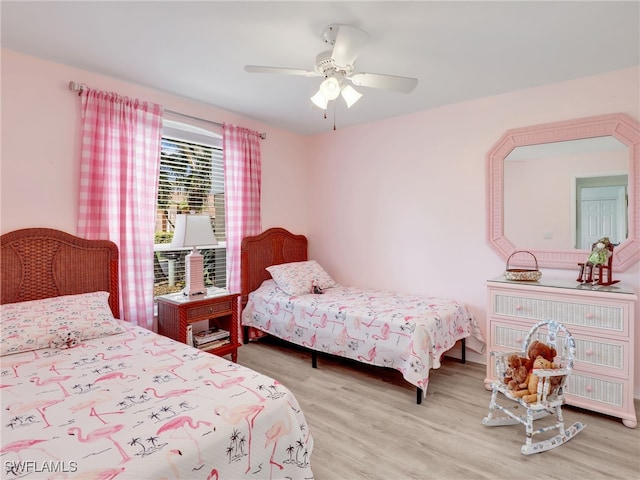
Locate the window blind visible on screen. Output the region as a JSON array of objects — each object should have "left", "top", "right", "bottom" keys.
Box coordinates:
[{"left": 154, "top": 126, "right": 226, "bottom": 297}]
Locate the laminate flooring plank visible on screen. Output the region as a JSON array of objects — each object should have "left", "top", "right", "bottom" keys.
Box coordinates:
[{"left": 236, "top": 337, "right": 640, "bottom": 480}]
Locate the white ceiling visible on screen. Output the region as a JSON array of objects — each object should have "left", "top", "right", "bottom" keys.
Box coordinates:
[{"left": 2, "top": 1, "right": 639, "bottom": 135}]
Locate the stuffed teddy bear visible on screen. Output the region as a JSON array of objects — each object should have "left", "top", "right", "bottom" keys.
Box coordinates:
[
  {"left": 527, "top": 340, "right": 557, "bottom": 365},
  {"left": 523, "top": 356, "right": 553, "bottom": 404},
  {"left": 504, "top": 353, "right": 530, "bottom": 392},
  {"left": 510, "top": 355, "right": 559, "bottom": 404},
  {"left": 503, "top": 341, "right": 559, "bottom": 397}
]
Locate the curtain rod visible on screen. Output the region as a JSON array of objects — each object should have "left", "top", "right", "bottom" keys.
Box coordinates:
[{"left": 68, "top": 81, "right": 266, "bottom": 140}]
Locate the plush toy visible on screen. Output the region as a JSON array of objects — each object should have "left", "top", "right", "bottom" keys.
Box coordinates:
[
  {"left": 578, "top": 236, "right": 619, "bottom": 285},
  {"left": 587, "top": 237, "right": 612, "bottom": 266},
  {"left": 504, "top": 340, "right": 560, "bottom": 399},
  {"left": 50, "top": 330, "right": 80, "bottom": 349},
  {"left": 523, "top": 356, "right": 554, "bottom": 403},
  {"left": 310, "top": 279, "right": 324, "bottom": 294},
  {"left": 504, "top": 353, "right": 530, "bottom": 391},
  {"left": 527, "top": 340, "right": 557, "bottom": 364},
  {"left": 510, "top": 355, "right": 558, "bottom": 404}
]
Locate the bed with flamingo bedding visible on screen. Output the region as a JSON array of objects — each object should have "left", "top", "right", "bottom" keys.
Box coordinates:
[
  {"left": 0, "top": 228, "right": 314, "bottom": 480},
  {"left": 240, "top": 228, "right": 486, "bottom": 404}
]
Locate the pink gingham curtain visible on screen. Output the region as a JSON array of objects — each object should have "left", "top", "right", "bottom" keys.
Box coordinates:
[
  {"left": 223, "top": 124, "right": 262, "bottom": 295},
  {"left": 77, "top": 88, "right": 162, "bottom": 329}
]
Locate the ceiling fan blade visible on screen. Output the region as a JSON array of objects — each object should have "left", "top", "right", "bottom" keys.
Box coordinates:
[
  {"left": 349, "top": 73, "right": 418, "bottom": 94},
  {"left": 330, "top": 24, "right": 370, "bottom": 69},
  {"left": 244, "top": 65, "right": 318, "bottom": 77}
]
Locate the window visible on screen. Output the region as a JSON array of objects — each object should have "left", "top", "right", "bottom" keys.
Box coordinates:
[{"left": 153, "top": 121, "right": 226, "bottom": 297}]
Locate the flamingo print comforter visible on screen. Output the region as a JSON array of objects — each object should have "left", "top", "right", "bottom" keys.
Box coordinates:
[
  {"left": 1, "top": 322, "right": 314, "bottom": 479},
  {"left": 242, "top": 280, "right": 486, "bottom": 393}
]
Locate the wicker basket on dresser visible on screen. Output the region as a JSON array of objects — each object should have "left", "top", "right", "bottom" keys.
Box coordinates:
[{"left": 485, "top": 277, "right": 637, "bottom": 428}]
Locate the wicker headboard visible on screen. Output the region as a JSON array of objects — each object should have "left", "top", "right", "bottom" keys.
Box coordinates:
[
  {"left": 1, "top": 228, "right": 120, "bottom": 318},
  {"left": 240, "top": 227, "right": 308, "bottom": 307}
]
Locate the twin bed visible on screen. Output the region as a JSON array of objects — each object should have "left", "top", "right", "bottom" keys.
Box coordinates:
[
  {"left": 240, "top": 228, "right": 486, "bottom": 404},
  {"left": 1, "top": 228, "right": 314, "bottom": 479}
]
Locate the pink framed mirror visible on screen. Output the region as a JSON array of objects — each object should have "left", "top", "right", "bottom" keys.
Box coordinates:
[{"left": 487, "top": 112, "right": 639, "bottom": 271}]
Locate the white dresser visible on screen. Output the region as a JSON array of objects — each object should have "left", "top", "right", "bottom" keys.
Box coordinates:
[{"left": 486, "top": 277, "right": 637, "bottom": 428}]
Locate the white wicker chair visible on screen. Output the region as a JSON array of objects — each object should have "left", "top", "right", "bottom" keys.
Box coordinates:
[{"left": 482, "top": 320, "right": 585, "bottom": 454}]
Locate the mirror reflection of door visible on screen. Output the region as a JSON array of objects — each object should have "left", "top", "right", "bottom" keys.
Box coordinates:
[
  {"left": 504, "top": 136, "right": 628, "bottom": 250},
  {"left": 576, "top": 175, "right": 628, "bottom": 249}
]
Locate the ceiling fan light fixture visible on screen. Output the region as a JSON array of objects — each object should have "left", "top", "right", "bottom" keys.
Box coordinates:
[
  {"left": 310, "top": 90, "right": 328, "bottom": 110},
  {"left": 340, "top": 85, "right": 362, "bottom": 108},
  {"left": 246, "top": 22, "right": 420, "bottom": 124},
  {"left": 319, "top": 76, "right": 341, "bottom": 100}
]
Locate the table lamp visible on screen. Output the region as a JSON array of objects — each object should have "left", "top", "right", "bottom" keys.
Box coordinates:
[{"left": 170, "top": 214, "right": 217, "bottom": 295}]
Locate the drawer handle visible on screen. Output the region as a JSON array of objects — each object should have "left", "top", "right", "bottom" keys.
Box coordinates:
[
  {"left": 585, "top": 312, "right": 594, "bottom": 319},
  {"left": 585, "top": 385, "right": 594, "bottom": 393},
  {"left": 515, "top": 304, "right": 523, "bottom": 311},
  {"left": 208, "top": 308, "right": 214, "bottom": 313},
  {"left": 585, "top": 349, "right": 594, "bottom": 356}
]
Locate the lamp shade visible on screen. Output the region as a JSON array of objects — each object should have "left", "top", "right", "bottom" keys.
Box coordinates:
[
  {"left": 319, "top": 76, "right": 341, "bottom": 100},
  {"left": 310, "top": 90, "right": 329, "bottom": 110},
  {"left": 340, "top": 85, "right": 362, "bottom": 108},
  {"left": 311, "top": 79, "right": 362, "bottom": 110},
  {"left": 170, "top": 214, "right": 217, "bottom": 248}
]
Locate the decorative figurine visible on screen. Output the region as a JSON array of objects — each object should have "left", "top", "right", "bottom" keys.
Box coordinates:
[{"left": 576, "top": 237, "right": 619, "bottom": 286}]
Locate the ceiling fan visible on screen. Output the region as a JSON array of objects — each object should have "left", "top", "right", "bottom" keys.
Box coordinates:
[{"left": 244, "top": 23, "right": 418, "bottom": 110}]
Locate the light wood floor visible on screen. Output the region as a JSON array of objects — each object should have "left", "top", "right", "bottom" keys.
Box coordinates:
[{"left": 236, "top": 337, "right": 640, "bottom": 480}]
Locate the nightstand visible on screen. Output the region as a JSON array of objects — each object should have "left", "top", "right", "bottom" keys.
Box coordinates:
[{"left": 157, "top": 288, "right": 240, "bottom": 362}]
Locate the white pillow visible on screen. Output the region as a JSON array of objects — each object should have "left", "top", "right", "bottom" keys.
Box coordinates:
[
  {"left": 266, "top": 260, "right": 337, "bottom": 296},
  {"left": 0, "top": 291, "right": 125, "bottom": 356}
]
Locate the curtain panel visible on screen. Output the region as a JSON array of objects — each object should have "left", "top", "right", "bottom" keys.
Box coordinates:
[
  {"left": 223, "top": 124, "right": 262, "bottom": 321},
  {"left": 77, "top": 88, "right": 162, "bottom": 329}
]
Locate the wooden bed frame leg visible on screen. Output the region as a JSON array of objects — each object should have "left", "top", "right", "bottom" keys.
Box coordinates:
[
  {"left": 311, "top": 351, "right": 317, "bottom": 369},
  {"left": 243, "top": 326, "right": 249, "bottom": 344},
  {"left": 417, "top": 387, "right": 422, "bottom": 405},
  {"left": 461, "top": 338, "right": 466, "bottom": 364}
]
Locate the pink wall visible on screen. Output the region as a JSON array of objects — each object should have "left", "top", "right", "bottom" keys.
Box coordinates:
[
  {"left": 2, "top": 48, "right": 640, "bottom": 396},
  {"left": 0, "top": 49, "right": 310, "bottom": 236},
  {"left": 305, "top": 66, "right": 640, "bottom": 390}
]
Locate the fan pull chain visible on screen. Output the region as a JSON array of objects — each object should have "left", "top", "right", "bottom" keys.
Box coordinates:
[
  {"left": 333, "top": 102, "right": 336, "bottom": 131},
  {"left": 320, "top": 102, "right": 337, "bottom": 131}
]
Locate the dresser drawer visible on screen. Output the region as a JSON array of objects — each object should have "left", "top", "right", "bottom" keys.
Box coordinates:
[
  {"left": 187, "top": 300, "right": 232, "bottom": 321},
  {"left": 573, "top": 336, "right": 628, "bottom": 376},
  {"left": 491, "top": 321, "right": 629, "bottom": 377},
  {"left": 566, "top": 371, "right": 628, "bottom": 411},
  {"left": 492, "top": 292, "right": 627, "bottom": 335}
]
